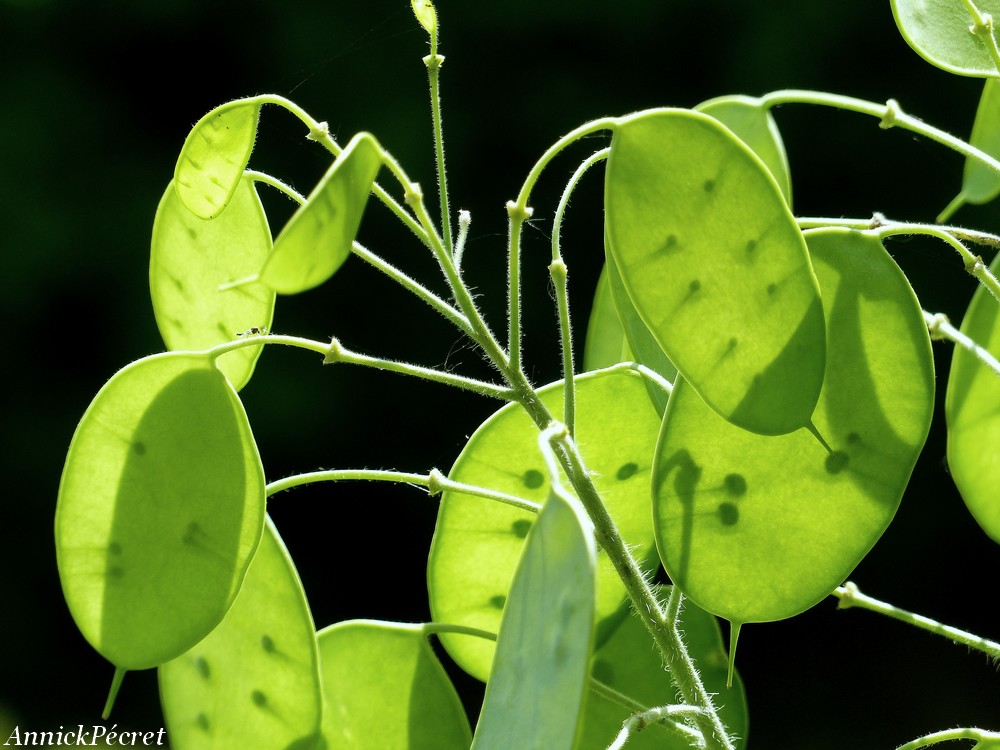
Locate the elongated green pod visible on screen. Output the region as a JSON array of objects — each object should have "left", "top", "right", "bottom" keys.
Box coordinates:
[
  {"left": 578, "top": 590, "right": 747, "bottom": 750},
  {"left": 175, "top": 98, "right": 261, "bottom": 219},
  {"left": 427, "top": 369, "right": 661, "bottom": 682},
  {"left": 604, "top": 242, "right": 677, "bottom": 414},
  {"left": 259, "top": 132, "right": 383, "bottom": 294},
  {"left": 317, "top": 621, "right": 471, "bottom": 750},
  {"left": 694, "top": 94, "right": 793, "bottom": 206},
  {"left": 653, "top": 229, "right": 933, "bottom": 624},
  {"left": 941, "top": 78, "right": 1000, "bottom": 219},
  {"left": 470, "top": 487, "right": 596, "bottom": 750},
  {"left": 159, "top": 517, "right": 322, "bottom": 749},
  {"left": 56, "top": 352, "right": 265, "bottom": 669},
  {"left": 150, "top": 175, "right": 275, "bottom": 391},
  {"left": 947, "top": 251, "right": 1000, "bottom": 543},
  {"left": 606, "top": 108, "right": 825, "bottom": 436},
  {"left": 582, "top": 264, "right": 630, "bottom": 372},
  {"left": 891, "top": 0, "right": 1000, "bottom": 76}
]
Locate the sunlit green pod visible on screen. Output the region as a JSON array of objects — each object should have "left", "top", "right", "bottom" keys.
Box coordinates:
[
  {"left": 259, "top": 132, "right": 383, "bottom": 294},
  {"left": 175, "top": 98, "right": 261, "bottom": 219},
  {"left": 317, "top": 620, "right": 471, "bottom": 750},
  {"left": 891, "top": 0, "right": 1000, "bottom": 77},
  {"left": 653, "top": 229, "right": 933, "bottom": 624},
  {"left": 578, "top": 590, "right": 747, "bottom": 750},
  {"left": 946, "top": 252, "right": 1000, "bottom": 543},
  {"left": 604, "top": 241, "right": 677, "bottom": 415},
  {"left": 606, "top": 108, "right": 825, "bottom": 436},
  {"left": 159, "top": 516, "right": 322, "bottom": 750},
  {"left": 470, "top": 487, "right": 596, "bottom": 750},
  {"left": 582, "top": 264, "right": 629, "bottom": 372},
  {"left": 427, "top": 369, "right": 662, "bottom": 682},
  {"left": 150, "top": 175, "right": 275, "bottom": 391},
  {"left": 56, "top": 352, "right": 265, "bottom": 669},
  {"left": 941, "top": 78, "right": 1000, "bottom": 220},
  {"left": 694, "top": 94, "right": 792, "bottom": 206}
]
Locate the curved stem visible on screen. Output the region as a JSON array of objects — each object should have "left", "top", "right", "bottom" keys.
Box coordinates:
[
  {"left": 350, "top": 241, "right": 474, "bottom": 338},
  {"left": 425, "top": 50, "right": 453, "bottom": 256},
  {"left": 506, "top": 118, "right": 617, "bottom": 375},
  {"left": 761, "top": 90, "right": 1000, "bottom": 175},
  {"left": 209, "top": 332, "right": 331, "bottom": 361},
  {"left": 895, "top": 727, "right": 1000, "bottom": 750},
  {"left": 924, "top": 309, "right": 1000, "bottom": 378},
  {"left": 834, "top": 582, "right": 1000, "bottom": 660},
  {"left": 255, "top": 93, "right": 431, "bottom": 248},
  {"left": 326, "top": 338, "right": 514, "bottom": 400},
  {"left": 422, "top": 622, "right": 497, "bottom": 642},
  {"left": 266, "top": 467, "right": 540, "bottom": 513},
  {"left": 875, "top": 223, "right": 1000, "bottom": 302},
  {"left": 550, "top": 148, "right": 611, "bottom": 435},
  {"left": 246, "top": 170, "right": 306, "bottom": 204}
]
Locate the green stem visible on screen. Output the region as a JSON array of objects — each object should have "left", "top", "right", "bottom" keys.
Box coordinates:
[
  {"left": 326, "top": 338, "right": 514, "bottom": 400},
  {"left": 549, "top": 258, "right": 576, "bottom": 433},
  {"left": 608, "top": 705, "right": 707, "bottom": 750},
  {"left": 424, "top": 50, "right": 453, "bottom": 256},
  {"left": 266, "top": 467, "right": 540, "bottom": 514},
  {"left": 244, "top": 175, "right": 473, "bottom": 334},
  {"left": 209, "top": 333, "right": 331, "bottom": 361},
  {"left": 377, "top": 148, "right": 514, "bottom": 375},
  {"left": 246, "top": 170, "right": 306, "bottom": 204},
  {"left": 422, "top": 622, "right": 497, "bottom": 641},
  {"left": 895, "top": 727, "right": 1000, "bottom": 750},
  {"left": 961, "top": 0, "right": 1000, "bottom": 75},
  {"left": 350, "top": 241, "right": 474, "bottom": 338},
  {"left": 544, "top": 427, "right": 735, "bottom": 750},
  {"left": 102, "top": 666, "right": 127, "bottom": 720},
  {"left": 506, "top": 118, "right": 618, "bottom": 374},
  {"left": 798, "top": 214, "right": 1000, "bottom": 301},
  {"left": 834, "top": 582, "right": 1000, "bottom": 660},
  {"left": 761, "top": 90, "right": 1000, "bottom": 175},
  {"left": 255, "top": 93, "right": 431, "bottom": 248},
  {"left": 550, "top": 148, "right": 611, "bottom": 435},
  {"left": 924, "top": 309, "right": 1000, "bottom": 378},
  {"left": 875, "top": 223, "right": 1000, "bottom": 302}
]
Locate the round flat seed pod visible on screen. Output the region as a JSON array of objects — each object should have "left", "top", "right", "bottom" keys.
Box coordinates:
[{"left": 56, "top": 352, "right": 265, "bottom": 669}]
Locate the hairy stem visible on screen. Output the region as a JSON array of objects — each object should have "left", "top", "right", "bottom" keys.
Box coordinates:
[
  {"left": 834, "top": 582, "right": 1000, "bottom": 660},
  {"left": 924, "top": 309, "right": 1000, "bottom": 378},
  {"left": 895, "top": 727, "right": 1000, "bottom": 750},
  {"left": 266, "top": 467, "right": 539, "bottom": 513}
]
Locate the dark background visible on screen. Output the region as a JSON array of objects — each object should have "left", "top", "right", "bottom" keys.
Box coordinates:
[{"left": 3, "top": 0, "right": 999, "bottom": 747}]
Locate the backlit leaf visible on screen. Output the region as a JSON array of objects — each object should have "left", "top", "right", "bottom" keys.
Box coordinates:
[
  {"left": 470, "top": 487, "right": 596, "bottom": 750},
  {"left": 175, "top": 98, "right": 261, "bottom": 219},
  {"left": 695, "top": 94, "right": 792, "bottom": 206},
  {"left": 317, "top": 621, "right": 471, "bottom": 750},
  {"left": 56, "top": 352, "right": 265, "bottom": 669},
  {"left": 582, "top": 264, "right": 630, "bottom": 372},
  {"left": 653, "top": 229, "right": 933, "bottom": 624},
  {"left": 259, "top": 132, "right": 383, "bottom": 294},
  {"left": 150, "top": 175, "right": 275, "bottom": 391},
  {"left": 891, "top": 0, "right": 1000, "bottom": 76},
  {"left": 941, "top": 78, "right": 1000, "bottom": 220},
  {"left": 946, "top": 251, "right": 1000, "bottom": 543},
  {"left": 159, "top": 517, "right": 322, "bottom": 750},
  {"left": 606, "top": 108, "right": 825, "bottom": 436},
  {"left": 427, "top": 369, "right": 662, "bottom": 682}
]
